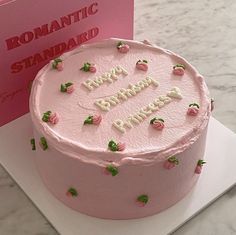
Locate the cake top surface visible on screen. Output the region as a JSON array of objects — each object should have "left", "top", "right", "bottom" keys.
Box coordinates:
[{"left": 30, "top": 38, "right": 211, "bottom": 166}]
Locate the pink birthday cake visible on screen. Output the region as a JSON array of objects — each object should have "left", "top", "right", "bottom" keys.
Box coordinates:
[{"left": 29, "top": 38, "right": 212, "bottom": 219}]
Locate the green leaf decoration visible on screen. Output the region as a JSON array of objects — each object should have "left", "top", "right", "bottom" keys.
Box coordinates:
[
  {"left": 117, "top": 41, "right": 123, "bottom": 48},
  {"left": 106, "top": 165, "right": 119, "bottom": 176},
  {"left": 137, "top": 194, "right": 149, "bottom": 204},
  {"left": 68, "top": 187, "right": 78, "bottom": 197},
  {"left": 80, "top": 62, "right": 91, "bottom": 72},
  {"left": 52, "top": 62, "right": 57, "bottom": 69},
  {"left": 143, "top": 59, "right": 148, "bottom": 63},
  {"left": 65, "top": 82, "right": 73, "bottom": 87},
  {"left": 150, "top": 117, "right": 157, "bottom": 124},
  {"left": 197, "top": 160, "right": 206, "bottom": 166},
  {"left": 42, "top": 111, "right": 51, "bottom": 122},
  {"left": 30, "top": 138, "right": 36, "bottom": 151},
  {"left": 157, "top": 118, "right": 164, "bottom": 123},
  {"left": 84, "top": 115, "right": 93, "bottom": 124},
  {"left": 54, "top": 58, "right": 62, "bottom": 63},
  {"left": 173, "top": 64, "right": 185, "bottom": 69},
  {"left": 150, "top": 117, "right": 164, "bottom": 124},
  {"left": 108, "top": 140, "right": 118, "bottom": 151},
  {"left": 61, "top": 82, "right": 73, "bottom": 92},
  {"left": 189, "top": 103, "right": 200, "bottom": 109},
  {"left": 52, "top": 58, "right": 62, "bottom": 69},
  {"left": 60, "top": 84, "right": 67, "bottom": 92},
  {"left": 168, "top": 156, "right": 179, "bottom": 165},
  {"left": 40, "top": 137, "right": 48, "bottom": 150}
]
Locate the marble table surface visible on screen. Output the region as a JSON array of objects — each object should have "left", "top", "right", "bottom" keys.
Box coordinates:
[{"left": 1, "top": 0, "right": 236, "bottom": 234}]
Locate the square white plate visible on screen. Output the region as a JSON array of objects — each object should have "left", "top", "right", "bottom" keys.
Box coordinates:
[{"left": 0, "top": 114, "right": 236, "bottom": 235}]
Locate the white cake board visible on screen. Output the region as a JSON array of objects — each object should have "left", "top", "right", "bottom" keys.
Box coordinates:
[{"left": 0, "top": 114, "right": 236, "bottom": 235}]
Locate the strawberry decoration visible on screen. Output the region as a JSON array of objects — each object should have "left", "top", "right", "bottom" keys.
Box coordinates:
[
  {"left": 211, "top": 98, "right": 214, "bottom": 111},
  {"left": 136, "top": 194, "right": 149, "bottom": 207},
  {"left": 42, "top": 111, "right": 59, "bottom": 124},
  {"left": 80, "top": 62, "right": 96, "bottom": 73},
  {"left": 66, "top": 187, "right": 78, "bottom": 197},
  {"left": 116, "top": 41, "right": 130, "bottom": 53},
  {"left": 52, "top": 58, "right": 63, "bottom": 71},
  {"left": 173, "top": 64, "right": 185, "bottom": 76},
  {"left": 164, "top": 156, "right": 179, "bottom": 169},
  {"left": 39, "top": 137, "right": 48, "bottom": 150},
  {"left": 105, "top": 165, "right": 119, "bottom": 176},
  {"left": 30, "top": 138, "right": 36, "bottom": 151},
  {"left": 187, "top": 103, "right": 200, "bottom": 116},
  {"left": 136, "top": 60, "right": 148, "bottom": 71},
  {"left": 84, "top": 114, "right": 102, "bottom": 125},
  {"left": 108, "top": 140, "right": 125, "bottom": 152},
  {"left": 195, "top": 160, "right": 206, "bottom": 174},
  {"left": 150, "top": 117, "right": 165, "bottom": 130},
  {"left": 60, "top": 82, "right": 74, "bottom": 94}
]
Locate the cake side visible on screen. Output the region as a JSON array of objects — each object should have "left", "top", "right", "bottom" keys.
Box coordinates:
[
  {"left": 32, "top": 124, "right": 208, "bottom": 219},
  {"left": 30, "top": 38, "right": 211, "bottom": 219}
]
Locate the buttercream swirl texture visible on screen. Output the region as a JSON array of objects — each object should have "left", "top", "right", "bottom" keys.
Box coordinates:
[{"left": 30, "top": 38, "right": 211, "bottom": 167}]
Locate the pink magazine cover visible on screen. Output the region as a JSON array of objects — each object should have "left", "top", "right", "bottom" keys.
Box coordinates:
[{"left": 0, "top": 0, "right": 134, "bottom": 126}]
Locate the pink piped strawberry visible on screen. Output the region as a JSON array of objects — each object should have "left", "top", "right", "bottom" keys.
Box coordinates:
[
  {"left": 56, "top": 62, "right": 63, "bottom": 71},
  {"left": 187, "top": 103, "right": 200, "bottom": 116},
  {"left": 108, "top": 140, "right": 125, "bottom": 152},
  {"left": 150, "top": 117, "right": 165, "bottom": 130},
  {"left": 195, "top": 160, "right": 206, "bottom": 174},
  {"left": 52, "top": 58, "right": 63, "bottom": 71},
  {"left": 211, "top": 98, "right": 214, "bottom": 111},
  {"left": 136, "top": 60, "right": 148, "bottom": 71},
  {"left": 92, "top": 114, "right": 102, "bottom": 125},
  {"left": 49, "top": 112, "right": 59, "bottom": 124},
  {"left": 66, "top": 187, "right": 78, "bottom": 197},
  {"left": 117, "top": 142, "right": 126, "bottom": 151},
  {"left": 117, "top": 41, "right": 130, "bottom": 53},
  {"left": 164, "top": 156, "right": 179, "bottom": 169},
  {"left": 136, "top": 194, "right": 149, "bottom": 207},
  {"left": 173, "top": 64, "right": 185, "bottom": 76},
  {"left": 80, "top": 62, "right": 96, "bottom": 73},
  {"left": 42, "top": 111, "right": 59, "bottom": 124},
  {"left": 84, "top": 114, "right": 102, "bottom": 125},
  {"left": 89, "top": 64, "right": 96, "bottom": 73},
  {"left": 60, "top": 82, "right": 74, "bottom": 94},
  {"left": 66, "top": 85, "right": 74, "bottom": 94}
]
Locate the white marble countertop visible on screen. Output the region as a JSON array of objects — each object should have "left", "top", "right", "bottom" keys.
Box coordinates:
[{"left": 1, "top": 0, "right": 236, "bottom": 234}]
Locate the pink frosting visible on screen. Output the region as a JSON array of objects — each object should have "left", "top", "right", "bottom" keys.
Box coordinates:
[
  {"left": 89, "top": 64, "right": 97, "bottom": 73},
  {"left": 118, "top": 44, "right": 130, "bottom": 53},
  {"left": 49, "top": 112, "right": 59, "bottom": 124},
  {"left": 66, "top": 85, "right": 74, "bottom": 94},
  {"left": 56, "top": 62, "right": 63, "bottom": 71},
  {"left": 92, "top": 114, "right": 102, "bottom": 125},
  {"left": 117, "top": 142, "right": 126, "bottom": 151},
  {"left": 136, "top": 61, "right": 148, "bottom": 71},
  {"left": 136, "top": 201, "right": 146, "bottom": 207},
  {"left": 173, "top": 67, "right": 185, "bottom": 76},
  {"left": 163, "top": 160, "right": 176, "bottom": 170},
  {"left": 30, "top": 38, "right": 211, "bottom": 167},
  {"left": 152, "top": 119, "right": 165, "bottom": 130},
  {"left": 195, "top": 165, "right": 202, "bottom": 174},
  {"left": 187, "top": 106, "right": 199, "bottom": 116}
]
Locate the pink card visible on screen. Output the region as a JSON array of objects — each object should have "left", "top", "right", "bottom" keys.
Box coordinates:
[{"left": 0, "top": 0, "right": 134, "bottom": 126}]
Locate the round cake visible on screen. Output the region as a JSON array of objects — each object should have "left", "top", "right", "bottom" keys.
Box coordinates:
[{"left": 29, "top": 38, "right": 211, "bottom": 219}]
